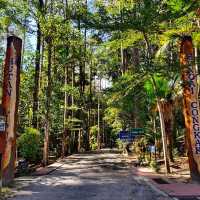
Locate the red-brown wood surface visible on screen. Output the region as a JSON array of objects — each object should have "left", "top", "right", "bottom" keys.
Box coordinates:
[
  {"left": 1, "top": 36, "right": 22, "bottom": 186},
  {"left": 180, "top": 36, "right": 200, "bottom": 181}
]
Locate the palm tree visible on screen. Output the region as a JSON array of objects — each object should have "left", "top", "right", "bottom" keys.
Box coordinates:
[{"left": 144, "top": 75, "right": 178, "bottom": 173}]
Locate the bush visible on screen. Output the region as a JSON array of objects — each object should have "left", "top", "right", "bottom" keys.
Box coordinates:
[
  {"left": 91, "top": 143, "right": 98, "bottom": 150},
  {"left": 116, "top": 139, "right": 123, "bottom": 149},
  {"left": 17, "top": 128, "right": 42, "bottom": 163},
  {"left": 90, "top": 125, "right": 98, "bottom": 150},
  {"left": 150, "top": 160, "right": 160, "bottom": 172},
  {"left": 132, "top": 137, "right": 148, "bottom": 165}
]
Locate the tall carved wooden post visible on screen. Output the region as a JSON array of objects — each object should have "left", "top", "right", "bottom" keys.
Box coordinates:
[
  {"left": 1, "top": 36, "right": 22, "bottom": 186},
  {"left": 180, "top": 36, "right": 200, "bottom": 181}
]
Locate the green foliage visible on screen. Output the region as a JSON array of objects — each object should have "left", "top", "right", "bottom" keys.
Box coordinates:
[
  {"left": 1, "top": 0, "right": 197, "bottom": 163},
  {"left": 62, "top": 85, "right": 80, "bottom": 99},
  {"left": 104, "top": 72, "right": 149, "bottom": 133},
  {"left": 89, "top": 125, "right": 98, "bottom": 150},
  {"left": 103, "top": 31, "right": 143, "bottom": 52},
  {"left": 150, "top": 160, "right": 160, "bottom": 172},
  {"left": 19, "top": 64, "right": 35, "bottom": 129},
  {"left": 104, "top": 107, "right": 123, "bottom": 134},
  {"left": 116, "top": 139, "right": 123, "bottom": 150},
  {"left": 144, "top": 120, "right": 161, "bottom": 144},
  {"left": 91, "top": 143, "right": 98, "bottom": 150},
  {"left": 17, "top": 128, "right": 42, "bottom": 163},
  {"left": 133, "top": 137, "right": 148, "bottom": 165},
  {"left": 144, "top": 75, "right": 171, "bottom": 100}
]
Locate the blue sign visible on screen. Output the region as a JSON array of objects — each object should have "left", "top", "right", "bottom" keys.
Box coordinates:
[
  {"left": 147, "top": 145, "right": 156, "bottom": 153},
  {"left": 0, "top": 117, "right": 6, "bottom": 132},
  {"left": 118, "top": 129, "right": 143, "bottom": 141}
]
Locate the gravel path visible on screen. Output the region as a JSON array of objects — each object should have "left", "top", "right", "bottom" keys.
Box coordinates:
[{"left": 11, "top": 151, "right": 172, "bottom": 200}]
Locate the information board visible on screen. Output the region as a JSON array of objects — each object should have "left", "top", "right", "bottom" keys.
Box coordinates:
[
  {"left": 0, "top": 117, "right": 6, "bottom": 132},
  {"left": 118, "top": 128, "right": 143, "bottom": 142}
]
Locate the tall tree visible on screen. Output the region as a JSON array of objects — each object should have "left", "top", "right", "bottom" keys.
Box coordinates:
[{"left": 32, "top": 0, "right": 44, "bottom": 128}]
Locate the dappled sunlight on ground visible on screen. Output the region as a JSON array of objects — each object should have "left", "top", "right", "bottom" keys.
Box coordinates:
[{"left": 11, "top": 152, "right": 172, "bottom": 200}]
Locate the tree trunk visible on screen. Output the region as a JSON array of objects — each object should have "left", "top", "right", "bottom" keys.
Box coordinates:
[
  {"left": 32, "top": 0, "right": 44, "bottom": 128},
  {"left": 62, "top": 64, "right": 69, "bottom": 158},
  {"left": 97, "top": 79, "right": 101, "bottom": 150},
  {"left": 78, "top": 129, "right": 81, "bottom": 152},
  {"left": 97, "top": 95, "right": 100, "bottom": 150},
  {"left": 153, "top": 116, "right": 157, "bottom": 161},
  {"left": 87, "top": 60, "right": 92, "bottom": 151},
  {"left": 157, "top": 100, "right": 171, "bottom": 174},
  {"left": 162, "top": 100, "right": 174, "bottom": 163},
  {"left": 32, "top": 23, "right": 41, "bottom": 128},
  {"left": 61, "top": 0, "right": 70, "bottom": 158},
  {"left": 43, "top": 41, "right": 52, "bottom": 166},
  {"left": 78, "top": 19, "right": 85, "bottom": 95},
  {"left": 70, "top": 64, "right": 75, "bottom": 153},
  {"left": 151, "top": 75, "right": 170, "bottom": 173}
]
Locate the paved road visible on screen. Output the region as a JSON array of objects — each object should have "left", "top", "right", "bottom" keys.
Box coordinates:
[{"left": 12, "top": 151, "right": 171, "bottom": 200}]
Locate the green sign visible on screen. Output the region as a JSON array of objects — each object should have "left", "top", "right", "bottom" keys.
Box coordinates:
[{"left": 130, "top": 128, "right": 144, "bottom": 134}]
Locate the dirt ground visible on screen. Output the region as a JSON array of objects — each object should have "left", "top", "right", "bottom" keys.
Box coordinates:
[{"left": 126, "top": 153, "right": 191, "bottom": 183}]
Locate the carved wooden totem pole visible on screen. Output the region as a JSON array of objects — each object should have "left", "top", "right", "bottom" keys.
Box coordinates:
[
  {"left": 180, "top": 36, "right": 200, "bottom": 181},
  {"left": 1, "top": 36, "right": 22, "bottom": 185}
]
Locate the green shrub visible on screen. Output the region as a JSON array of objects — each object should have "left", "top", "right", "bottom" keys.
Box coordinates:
[
  {"left": 91, "top": 143, "right": 98, "bottom": 150},
  {"left": 116, "top": 139, "right": 123, "bottom": 149},
  {"left": 17, "top": 128, "right": 42, "bottom": 163},
  {"left": 150, "top": 160, "right": 160, "bottom": 172},
  {"left": 90, "top": 125, "right": 98, "bottom": 150}
]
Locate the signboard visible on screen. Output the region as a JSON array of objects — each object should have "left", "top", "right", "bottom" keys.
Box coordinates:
[
  {"left": 118, "top": 128, "right": 143, "bottom": 142},
  {"left": 130, "top": 128, "right": 144, "bottom": 134},
  {"left": 0, "top": 117, "right": 6, "bottom": 132},
  {"left": 180, "top": 36, "right": 200, "bottom": 179},
  {"left": 148, "top": 145, "right": 156, "bottom": 153}
]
